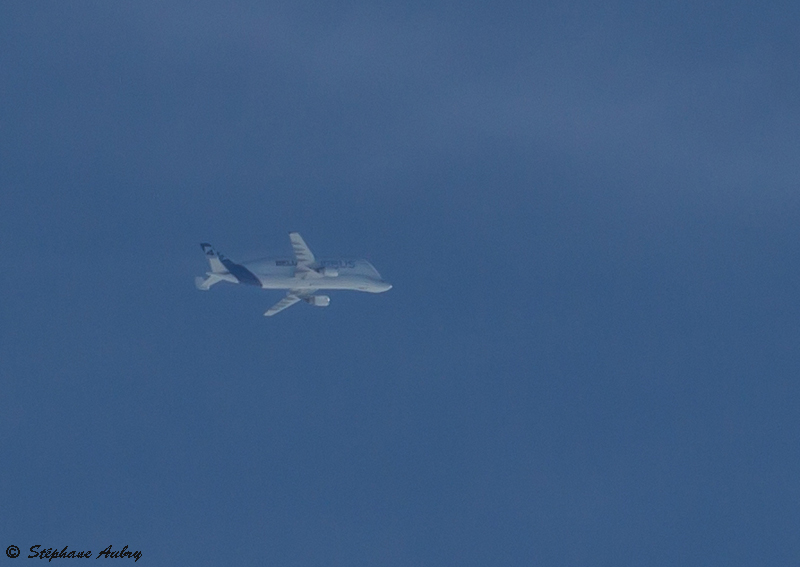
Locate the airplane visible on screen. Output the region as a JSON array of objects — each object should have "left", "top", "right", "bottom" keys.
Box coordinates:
[{"left": 195, "top": 232, "right": 392, "bottom": 316}]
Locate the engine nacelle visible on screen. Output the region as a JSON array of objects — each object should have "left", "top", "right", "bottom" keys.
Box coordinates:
[
  {"left": 319, "top": 267, "right": 339, "bottom": 277},
  {"left": 304, "top": 295, "right": 330, "bottom": 307}
]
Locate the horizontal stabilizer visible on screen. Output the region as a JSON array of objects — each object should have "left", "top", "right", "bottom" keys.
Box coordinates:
[{"left": 195, "top": 272, "right": 237, "bottom": 290}]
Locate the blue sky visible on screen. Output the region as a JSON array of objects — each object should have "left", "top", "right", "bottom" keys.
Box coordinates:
[{"left": 2, "top": 2, "right": 799, "bottom": 565}]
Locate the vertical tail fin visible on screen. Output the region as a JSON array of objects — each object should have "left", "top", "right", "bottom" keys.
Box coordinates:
[
  {"left": 197, "top": 243, "right": 261, "bottom": 288},
  {"left": 200, "top": 243, "right": 227, "bottom": 273}
]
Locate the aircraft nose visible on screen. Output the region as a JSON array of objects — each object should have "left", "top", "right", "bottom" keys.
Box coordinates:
[{"left": 380, "top": 281, "right": 392, "bottom": 292}]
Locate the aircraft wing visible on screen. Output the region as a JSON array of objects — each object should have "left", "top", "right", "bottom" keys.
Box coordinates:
[
  {"left": 289, "top": 232, "right": 316, "bottom": 266},
  {"left": 264, "top": 289, "right": 317, "bottom": 317}
]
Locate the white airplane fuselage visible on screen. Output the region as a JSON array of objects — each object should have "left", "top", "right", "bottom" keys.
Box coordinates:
[{"left": 239, "top": 257, "right": 392, "bottom": 293}]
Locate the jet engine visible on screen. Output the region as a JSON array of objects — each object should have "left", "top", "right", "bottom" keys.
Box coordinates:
[
  {"left": 319, "top": 267, "right": 339, "bottom": 277},
  {"left": 303, "top": 295, "right": 330, "bottom": 307}
]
